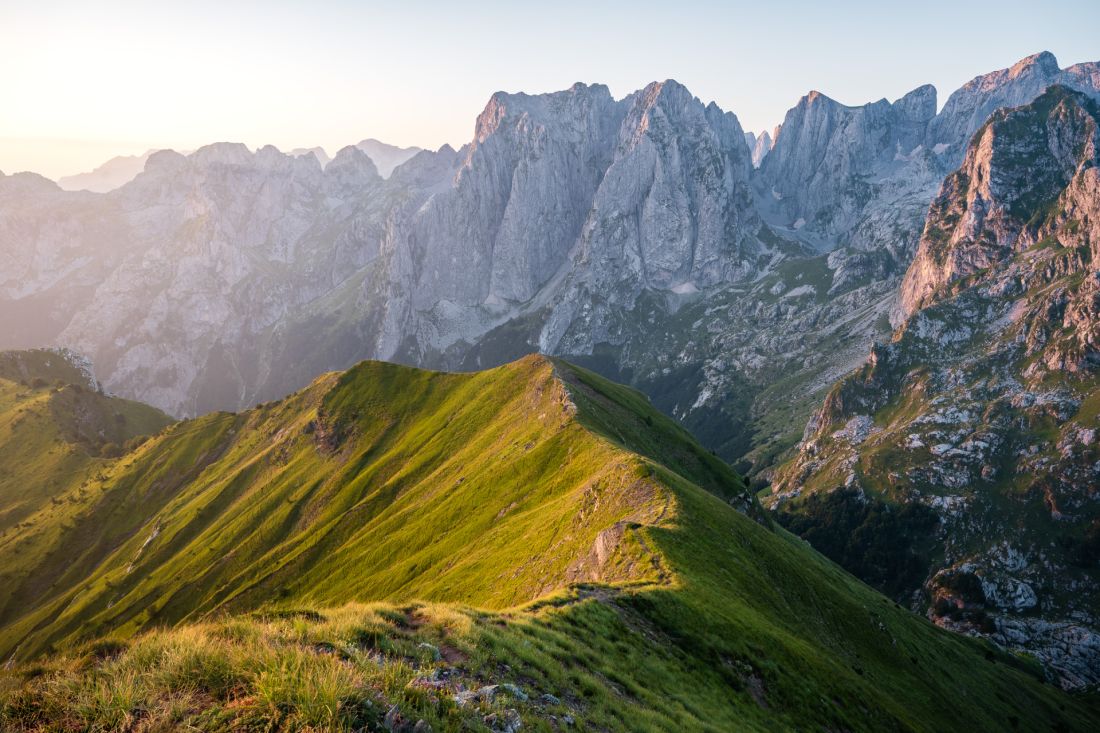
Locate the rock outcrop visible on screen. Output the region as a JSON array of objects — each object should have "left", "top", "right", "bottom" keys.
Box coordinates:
[
  {"left": 773, "top": 87, "right": 1100, "bottom": 688},
  {"left": 758, "top": 84, "right": 937, "bottom": 240}
]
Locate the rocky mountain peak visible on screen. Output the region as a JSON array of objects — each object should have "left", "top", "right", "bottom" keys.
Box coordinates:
[
  {"left": 803, "top": 89, "right": 828, "bottom": 105},
  {"left": 354, "top": 139, "right": 420, "bottom": 178},
  {"left": 900, "top": 85, "right": 1100, "bottom": 318},
  {"left": 1009, "top": 50, "right": 1060, "bottom": 79},
  {"left": 254, "top": 144, "right": 324, "bottom": 174},
  {"left": 927, "top": 51, "right": 1070, "bottom": 162},
  {"left": 403, "top": 82, "right": 626, "bottom": 309},
  {"left": 472, "top": 83, "right": 616, "bottom": 146},
  {"left": 894, "top": 83, "right": 938, "bottom": 123},
  {"left": 1063, "top": 61, "right": 1100, "bottom": 94},
  {"left": 387, "top": 144, "right": 462, "bottom": 190},
  {"left": 747, "top": 129, "right": 772, "bottom": 167},
  {"left": 618, "top": 79, "right": 744, "bottom": 155},
  {"left": 57, "top": 151, "right": 158, "bottom": 193},
  {"left": 0, "top": 171, "right": 61, "bottom": 195},
  {"left": 322, "top": 145, "right": 382, "bottom": 194},
  {"left": 289, "top": 146, "right": 331, "bottom": 168},
  {"left": 759, "top": 85, "right": 933, "bottom": 238},
  {"left": 140, "top": 149, "right": 188, "bottom": 177},
  {"left": 138, "top": 144, "right": 332, "bottom": 187},
  {"left": 189, "top": 142, "right": 255, "bottom": 167},
  {"left": 563, "top": 77, "right": 757, "bottom": 296}
]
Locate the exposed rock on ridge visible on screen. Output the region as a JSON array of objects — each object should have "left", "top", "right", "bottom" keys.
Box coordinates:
[{"left": 901, "top": 85, "right": 1100, "bottom": 319}]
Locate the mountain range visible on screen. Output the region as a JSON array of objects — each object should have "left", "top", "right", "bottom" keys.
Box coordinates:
[
  {"left": 3, "top": 49, "right": 1100, "bottom": 717},
  {"left": 53, "top": 138, "right": 421, "bottom": 194},
  {"left": 4, "top": 53, "right": 1095, "bottom": 462}
]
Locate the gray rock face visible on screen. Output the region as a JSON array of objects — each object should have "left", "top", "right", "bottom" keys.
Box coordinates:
[
  {"left": 773, "top": 87, "right": 1100, "bottom": 688},
  {"left": 406, "top": 83, "right": 625, "bottom": 307},
  {"left": 759, "top": 84, "right": 937, "bottom": 240},
  {"left": 570, "top": 81, "right": 759, "bottom": 292},
  {"left": 534, "top": 81, "right": 762, "bottom": 361},
  {"left": 393, "top": 80, "right": 758, "bottom": 324},
  {"left": 1063, "top": 61, "right": 1100, "bottom": 97}
]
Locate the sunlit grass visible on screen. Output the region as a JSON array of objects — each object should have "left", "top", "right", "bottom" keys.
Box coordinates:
[{"left": 0, "top": 356, "right": 1096, "bottom": 731}]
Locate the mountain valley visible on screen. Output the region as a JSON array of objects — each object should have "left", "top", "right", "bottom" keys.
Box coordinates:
[{"left": 3, "top": 44, "right": 1100, "bottom": 730}]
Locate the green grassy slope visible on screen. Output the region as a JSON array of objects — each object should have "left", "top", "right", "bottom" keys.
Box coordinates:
[
  {"left": 0, "top": 355, "right": 1096, "bottom": 731},
  {"left": 0, "top": 349, "right": 172, "bottom": 533},
  {"left": 0, "top": 357, "right": 679, "bottom": 656}
]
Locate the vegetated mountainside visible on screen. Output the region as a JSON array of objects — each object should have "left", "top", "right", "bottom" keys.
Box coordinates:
[
  {"left": 3, "top": 54, "right": 1098, "bottom": 479},
  {"left": 0, "top": 352, "right": 752, "bottom": 661},
  {"left": 0, "top": 349, "right": 172, "bottom": 533},
  {"left": 772, "top": 86, "right": 1100, "bottom": 689},
  {"left": 0, "top": 353, "right": 1096, "bottom": 731}
]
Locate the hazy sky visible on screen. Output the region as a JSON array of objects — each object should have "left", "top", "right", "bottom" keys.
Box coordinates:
[{"left": 2, "top": 0, "right": 1098, "bottom": 179}]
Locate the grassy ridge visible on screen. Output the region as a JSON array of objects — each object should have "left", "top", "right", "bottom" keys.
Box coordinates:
[
  {"left": 0, "top": 354, "right": 1096, "bottom": 730},
  {"left": 0, "top": 357, "right": 679, "bottom": 659}
]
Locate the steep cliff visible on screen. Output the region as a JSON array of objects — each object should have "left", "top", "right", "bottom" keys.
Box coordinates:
[{"left": 773, "top": 87, "right": 1100, "bottom": 688}]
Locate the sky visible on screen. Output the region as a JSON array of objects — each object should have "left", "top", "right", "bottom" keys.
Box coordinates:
[{"left": 1, "top": 0, "right": 1098, "bottom": 180}]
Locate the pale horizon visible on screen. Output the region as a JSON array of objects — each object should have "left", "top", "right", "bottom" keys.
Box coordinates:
[{"left": 2, "top": 0, "right": 1098, "bottom": 180}]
